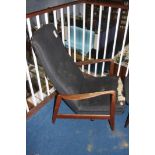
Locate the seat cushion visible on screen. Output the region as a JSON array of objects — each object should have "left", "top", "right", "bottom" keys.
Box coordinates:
[{"left": 65, "top": 76, "right": 125, "bottom": 114}]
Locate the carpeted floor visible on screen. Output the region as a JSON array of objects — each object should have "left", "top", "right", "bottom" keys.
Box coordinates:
[{"left": 27, "top": 99, "right": 129, "bottom": 155}]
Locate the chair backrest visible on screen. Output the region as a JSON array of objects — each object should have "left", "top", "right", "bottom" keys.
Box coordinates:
[{"left": 31, "top": 24, "right": 85, "bottom": 95}]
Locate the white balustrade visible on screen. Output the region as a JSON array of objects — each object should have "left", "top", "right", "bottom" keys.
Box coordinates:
[
  {"left": 82, "top": 3, "right": 86, "bottom": 71},
  {"left": 125, "top": 65, "right": 129, "bottom": 77},
  {"left": 94, "top": 6, "right": 103, "bottom": 76},
  {"left": 26, "top": 61, "right": 37, "bottom": 106},
  {"left": 53, "top": 10, "right": 58, "bottom": 29},
  {"left": 73, "top": 5, "right": 77, "bottom": 62},
  {"left": 44, "top": 13, "right": 49, "bottom": 24},
  {"left": 101, "top": 7, "right": 112, "bottom": 76},
  {"left": 111, "top": 8, "right": 121, "bottom": 58},
  {"left": 117, "top": 12, "right": 129, "bottom": 76},
  {"left": 88, "top": 4, "right": 94, "bottom": 74},
  {"left": 67, "top": 6, "right": 71, "bottom": 56},
  {"left": 26, "top": 18, "right": 44, "bottom": 101},
  {"left": 60, "top": 8, "right": 65, "bottom": 45}
]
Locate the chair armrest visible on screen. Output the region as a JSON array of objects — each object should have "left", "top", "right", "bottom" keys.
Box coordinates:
[
  {"left": 76, "top": 59, "right": 113, "bottom": 66},
  {"left": 58, "top": 90, "right": 116, "bottom": 101},
  {"left": 57, "top": 90, "right": 116, "bottom": 115},
  {"left": 76, "top": 59, "right": 114, "bottom": 76}
]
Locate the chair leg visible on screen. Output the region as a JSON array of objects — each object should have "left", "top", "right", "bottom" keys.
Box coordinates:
[
  {"left": 52, "top": 95, "right": 62, "bottom": 124},
  {"left": 108, "top": 93, "right": 115, "bottom": 131},
  {"left": 124, "top": 114, "right": 129, "bottom": 128},
  {"left": 108, "top": 107, "right": 115, "bottom": 131},
  {"left": 108, "top": 115, "right": 115, "bottom": 131}
]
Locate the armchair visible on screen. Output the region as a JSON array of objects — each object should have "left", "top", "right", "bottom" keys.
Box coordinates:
[{"left": 31, "top": 24, "right": 125, "bottom": 131}]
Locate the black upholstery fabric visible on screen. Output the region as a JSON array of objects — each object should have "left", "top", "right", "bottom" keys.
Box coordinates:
[
  {"left": 31, "top": 24, "right": 124, "bottom": 114},
  {"left": 124, "top": 76, "right": 129, "bottom": 104},
  {"left": 78, "top": 76, "right": 124, "bottom": 114}
]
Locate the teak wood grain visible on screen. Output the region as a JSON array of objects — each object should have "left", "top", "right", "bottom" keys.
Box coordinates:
[
  {"left": 76, "top": 59, "right": 114, "bottom": 76},
  {"left": 52, "top": 90, "right": 116, "bottom": 131}
]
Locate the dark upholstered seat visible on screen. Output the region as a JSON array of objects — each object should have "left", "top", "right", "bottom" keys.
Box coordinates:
[{"left": 31, "top": 24, "right": 124, "bottom": 115}]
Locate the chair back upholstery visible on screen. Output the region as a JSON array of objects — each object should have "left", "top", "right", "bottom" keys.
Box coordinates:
[{"left": 32, "top": 24, "right": 84, "bottom": 95}]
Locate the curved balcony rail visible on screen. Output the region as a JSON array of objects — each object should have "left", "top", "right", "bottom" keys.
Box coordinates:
[{"left": 26, "top": 0, "right": 129, "bottom": 117}]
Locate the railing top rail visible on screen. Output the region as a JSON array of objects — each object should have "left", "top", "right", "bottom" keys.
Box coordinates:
[
  {"left": 81, "top": 0, "right": 128, "bottom": 9},
  {"left": 26, "top": 0, "right": 128, "bottom": 19},
  {"left": 26, "top": 1, "right": 79, "bottom": 18}
]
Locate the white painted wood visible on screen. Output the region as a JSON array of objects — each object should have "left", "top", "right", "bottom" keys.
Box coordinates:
[
  {"left": 125, "top": 65, "right": 129, "bottom": 77},
  {"left": 45, "top": 76, "right": 50, "bottom": 96},
  {"left": 117, "top": 12, "right": 129, "bottom": 76},
  {"left": 53, "top": 10, "right": 57, "bottom": 29},
  {"left": 26, "top": 62, "right": 37, "bottom": 106},
  {"left": 49, "top": 87, "right": 56, "bottom": 94},
  {"left": 36, "top": 15, "right": 41, "bottom": 29},
  {"left": 67, "top": 6, "right": 71, "bottom": 56},
  {"left": 44, "top": 12, "right": 49, "bottom": 24},
  {"left": 60, "top": 8, "right": 65, "bottom": 45},
  {"left": 26, "top": 19, "right": 44, "bottom": 101},
  {"left": 26, "top": 18, "right": 32, "bottom": 38},
  {"left": 101, "top": 7, "right": 112, "bottom": 76},
  {"left": 73, "top": 5, "right": 76, "bottom": 62},
  {"left": 88, "top": 4, "right": 94, "bottom": 74},
  {"left": 94, "top": 6, "right": 103, "bottom": 76},
  {"left": 26, "top": 101, "right": 30, "bottom": 112},
  {"left": 82, "top": 3, "right": 86, "bottom": 71},
  {"left": 27, "top": 91, "right": 47, "bottom": 105},
  {"left": 111, "top": 8, "right": 121, "bottom": 58},
  {"left": 31, "top": 49, "right": 44, "bottom": 100}
]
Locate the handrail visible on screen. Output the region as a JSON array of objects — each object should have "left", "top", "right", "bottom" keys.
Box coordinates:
[
  {"left": 26, "top": 1, "right": 79, "bottom": 18},
  {"left": 26, "top": 0, "right": 129, "bottom": 114},
  {"left": 26, "top": 0, "right": 128, "bottom": 18},
  {"left": 80, "top": 0, "right": 128, "bottom": 9}
]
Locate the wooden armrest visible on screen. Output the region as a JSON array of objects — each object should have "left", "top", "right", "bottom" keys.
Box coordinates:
[
  {"left": 76, "top": 59, "right": 113, "bottom": 66},
  {"left": 53, "top": 90, "right": 116, "bottom": 129},
  {"left": 58, "top": 90, "right": 116, "bottom": 101},
  {"left": 76, "top": 59, "right": 114, "bottom": 76}
]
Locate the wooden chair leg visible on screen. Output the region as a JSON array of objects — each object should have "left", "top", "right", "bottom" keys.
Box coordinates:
[
  {"left": 109, "top": 93, "right": 116, "bottom": 131},
  {"left": 108, "top": 108, "right": 115, "bottom": 131},
  {"left": 52, "top": 95, "right": 62, "bottom": 124},
  {"left": 124, "top": 114, "right": 129, "bottom": 128},
  {"left": 109, "top": 117, "right": 115, "bottom": 131},
  {"left": 52, "top": 92, "right": 116, "bottom": 131}
]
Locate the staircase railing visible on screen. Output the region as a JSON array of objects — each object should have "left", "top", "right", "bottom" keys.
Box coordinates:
[{"left": 26, "top": 0, "right": 129, "bottom": 117}]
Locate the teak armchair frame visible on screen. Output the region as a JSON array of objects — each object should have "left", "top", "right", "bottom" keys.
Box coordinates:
[{"left": 52, "top": 59, "right": 116, "bottom": 130}]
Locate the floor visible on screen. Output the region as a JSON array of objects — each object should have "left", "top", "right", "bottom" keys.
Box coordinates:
[{"left": 27, "top": 99, "right": 129, "bottom": 155}]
